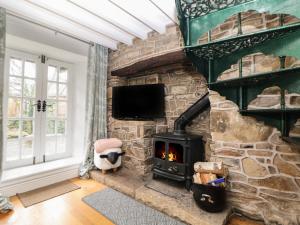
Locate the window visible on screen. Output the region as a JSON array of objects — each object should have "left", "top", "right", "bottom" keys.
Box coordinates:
[{"left": 3, "top": 49, "right": 73, "bottom": 169}]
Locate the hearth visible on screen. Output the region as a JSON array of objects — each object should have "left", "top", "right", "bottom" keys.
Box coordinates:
[{"left": 153, "top": 92, "right": 210, "bottom": 190}]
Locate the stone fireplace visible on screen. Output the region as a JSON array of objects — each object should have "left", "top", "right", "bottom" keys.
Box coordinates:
[{"left": 105, "top": 12, "right": 300, "bottom": 225}]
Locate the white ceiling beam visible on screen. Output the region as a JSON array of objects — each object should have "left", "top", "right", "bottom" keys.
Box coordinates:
[
  {"left": 108, "top": 0, "right": 171, "bottom": 34},
  {"left": 106, "top": 0, "right": 155, "bottom": 35},
  {"left": 68, "top": 0, "right": 149, "bottom": 40},
  {"left": 25, "top": 0, "right": 133, "bottom": 45},
  {"left": 0, "top": 0, "right": 118, "bottom": 49},
  {"left": 149, "top": 0, "right": 178, "bottom": 24}
]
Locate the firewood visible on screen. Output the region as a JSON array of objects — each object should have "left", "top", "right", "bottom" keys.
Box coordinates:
[
  {"left": 200, "top": 173, "right": 217, "bottom": 184},
  {"left": 195, "top": 168, "right": 228, "bottom": 176},
  {"left": 194, "top": 162, "right": 228, "bottom": 177},
  {"left": 194, "top": 162, "right": 223, "bottom": 171},
  {"left": 193, "top": 173, "right": 202, "bottom": 184}
]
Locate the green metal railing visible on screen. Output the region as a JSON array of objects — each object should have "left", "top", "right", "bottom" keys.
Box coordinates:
[{"left": 176, "top": 0, "right": 300, "bottom": 143}]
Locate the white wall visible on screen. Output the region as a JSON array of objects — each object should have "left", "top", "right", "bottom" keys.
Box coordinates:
[{"left": 72, "top": 62, "right": 87, "bottom": 159}]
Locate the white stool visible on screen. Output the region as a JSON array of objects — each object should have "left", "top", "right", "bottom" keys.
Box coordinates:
[{"left": 94, "top": 148, "right": 122, "bottom": 173}]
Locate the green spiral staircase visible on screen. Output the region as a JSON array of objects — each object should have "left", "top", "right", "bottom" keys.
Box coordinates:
[{"left": 175, "top": 0, "right": 300, "bottom": 144}]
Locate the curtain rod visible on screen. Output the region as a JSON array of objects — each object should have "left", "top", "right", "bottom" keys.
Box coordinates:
[{"left": 7, "top": 11, "right": 94, "bottom": 46}]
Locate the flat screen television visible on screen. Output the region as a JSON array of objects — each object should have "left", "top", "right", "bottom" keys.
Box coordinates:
[{"left": 112, "top": 84, "right": 165, "bottom": 120}]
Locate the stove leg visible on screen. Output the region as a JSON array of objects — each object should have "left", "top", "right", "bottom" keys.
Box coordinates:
[
  {"left": 153, "top": 173, "right": 159, "bottom": 179},
  {"left": 185, "top": 179, "right": 192, "bottom": 191}
]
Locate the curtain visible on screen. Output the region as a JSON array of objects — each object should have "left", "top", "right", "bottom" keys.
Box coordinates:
[
  {"left": 0, "top": 8, "right": 13, "bottom": 213},
  {"left": 79, "top": 44, "right": 108, "bottom": 178}
]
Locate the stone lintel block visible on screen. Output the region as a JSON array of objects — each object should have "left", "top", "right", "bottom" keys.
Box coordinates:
[
  {"left": 248, "top": 176, "right": 299, "bottom": 192},
  {"left": 259, "top": 188, "right": 299, "bottom": 200},
  {"left": 255, "top": 142, "right": 272, "bottom": 150},
  {"left": 247, "top": 150, "right": 273, "bottom": 157},
  {"left": 214, "top": 148, "right": 245, "bottom": 157}
]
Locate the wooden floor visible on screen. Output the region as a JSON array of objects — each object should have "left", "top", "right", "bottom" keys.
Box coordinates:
[
  {"left": 0, "top": 178, "right": 263, "bottom": 225},
  {"left": 0, "top": 178, "right": 114, "bottom": 225}
]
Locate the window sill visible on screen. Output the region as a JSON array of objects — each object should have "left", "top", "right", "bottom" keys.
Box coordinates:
[{"left": 1, "top": 156, "right": 82, "bottom": 183}]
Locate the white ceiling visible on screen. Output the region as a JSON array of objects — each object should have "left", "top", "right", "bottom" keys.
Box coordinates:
[{"left": 0, "top": 0, "right": 178, "bottom": 50}]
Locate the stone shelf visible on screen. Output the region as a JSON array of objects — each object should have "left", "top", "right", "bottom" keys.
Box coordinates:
[
  {"left": 185, "top": 23, "right": 300, "bottom": 60},
  {"left": 111, "top": 50, "right": 191, "bottom": 77},
  {"left": 209, "top": 67, "right": 300, "bottom": 88}
]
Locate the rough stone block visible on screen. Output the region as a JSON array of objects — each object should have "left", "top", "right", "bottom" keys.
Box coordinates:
[{"left": 242, "top": 158, "right": 268, "bottom": 177}]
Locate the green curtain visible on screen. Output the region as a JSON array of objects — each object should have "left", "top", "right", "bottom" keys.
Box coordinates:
[
  {"left": 0, "top": 7, "right": 13, "bottom": 214},
  {"left": 79, "top": 44, "right": 108, "bottom": 178}
]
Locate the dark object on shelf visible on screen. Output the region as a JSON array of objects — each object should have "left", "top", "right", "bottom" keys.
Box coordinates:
[
  {"left": 112, "top": 84, "right": 165, "bottom": 120},
  {"left": 192, "top": 183, "right": 227, "bottom": 213},
  {"left": 174, "top": 92, "right": 210, "bottom": 134}
]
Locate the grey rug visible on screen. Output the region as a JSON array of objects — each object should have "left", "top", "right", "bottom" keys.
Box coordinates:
[{"left": 82, "top": 188, "right": 186, "bottom": 225}]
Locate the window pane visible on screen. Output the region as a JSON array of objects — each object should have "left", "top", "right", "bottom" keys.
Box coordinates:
[
  {"left": 47, "top": 82, "right": 57, "bottom": 99},
  {"left": 8, "top": 98, "right": 21, "bottom": 118},
  {"left": 47, "top": 120, "right": 55, "bottom": 134},
  {"left": 46, "top": 101, "right": 56, "bottom": 118},
  {"left": 22, "top": 139, "right": 33, "bottom": 159},
  {"left": 59, "top": 67, "right": 68, "bottom": 83},
  {"left": 57, "top": 102, "right": 67, "bottom": 118},
  {"left": 23, "top": 79, "right": 36, "bottom": 98},
  {"left": 23, "top": 99, "right": 35, "bottom": 118},
  {"left": 45, "top": 137, "right": 56, "bottom": 155},
  {"left": 9, "top": 77, "right": 22, "bottom": 97},
  {"left": 24, "top": 61, "right": 36, "bottom": 78},
  {"left": 22, "top": 120, "right": 33, "bottom": 138},
  {"left": 9, "top": 58, "right": 22, "bottom": 76},
  {"left": 48, "top": 66, "right": 57, "bottom": 81},
  {"left": 57, "top": 120, "right": 66, "bottom": 134},
  {"left": 8, "top": 120, "right": 19, "bottom": 139},
  {"left": 58, "top": 84, "right": 67, "bottom": 100},
  {"left": 6, "top": 139, "right": 20, "bottom": 161},
  {"left": 57, "top": 136, "right": 66, "bottom": 153}
]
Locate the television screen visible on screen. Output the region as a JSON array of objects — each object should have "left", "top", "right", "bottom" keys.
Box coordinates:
[{"left": 112, "top": 84, "right": 165, "bottom": 120}]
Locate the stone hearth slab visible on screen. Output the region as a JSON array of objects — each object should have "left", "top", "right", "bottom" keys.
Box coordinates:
[
  {"left": 90, "top": 169, "right": 231, "bottom": 225},
  {"left": 90, "top": 169, "right": 145, "bottom": 197}
]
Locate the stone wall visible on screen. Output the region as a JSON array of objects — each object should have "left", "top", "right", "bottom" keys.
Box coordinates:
[
  {"left": 107, "top": 11, "right": 300, "bottom": 225},
  {"left": 207, "top": 11, "right": 300, "bottom": 225},
  {"left": 107, "top": 25, "right": 209, "bottom": 176},
  {"left": 210, "top": 91, "right": 300, "bottom": 225}
]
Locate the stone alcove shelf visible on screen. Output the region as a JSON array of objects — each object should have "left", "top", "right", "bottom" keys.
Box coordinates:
[
  {"left": 111, "top": 50, "right": 191, "bottom": 77},
  {"left": 175, "top": 0, "right": 300, "bottom": 144}
]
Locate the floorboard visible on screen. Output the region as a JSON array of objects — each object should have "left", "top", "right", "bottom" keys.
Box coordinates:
[{"left": 0, "top": 178, "right": 114, "bottom": 225}]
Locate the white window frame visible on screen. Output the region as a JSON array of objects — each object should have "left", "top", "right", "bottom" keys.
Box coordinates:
[{"left": 3, "top": 48, "right": 74, "bottom": 169}]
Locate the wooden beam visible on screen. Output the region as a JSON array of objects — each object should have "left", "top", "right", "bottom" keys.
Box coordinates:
[{"left": 111, "top": 50, "right": 192, "bottom": 77}]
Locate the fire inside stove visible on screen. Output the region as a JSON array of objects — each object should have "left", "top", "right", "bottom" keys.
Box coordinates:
[
  {"left": 155, "top": 141, "right": 183, "bottom": 163},
  {"left": 162, "top": 148, "right": 177, "bottom": 161}
]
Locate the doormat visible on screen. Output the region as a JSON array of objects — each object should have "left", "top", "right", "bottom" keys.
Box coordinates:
[
  {"left": 17, "top": 180, "right": 80, "bottom": 207},
  {"left": 82, "top": 188, "right": 186, "bottom": 225}
]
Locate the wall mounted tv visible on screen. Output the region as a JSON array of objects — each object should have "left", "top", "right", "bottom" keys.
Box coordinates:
[{"left": 112, "top": 84, "right": 165, "bottom": 120}]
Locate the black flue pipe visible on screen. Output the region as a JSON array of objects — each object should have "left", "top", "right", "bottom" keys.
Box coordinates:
[{"left": 174, "top": 92, "right": 210, "bottom": 135}]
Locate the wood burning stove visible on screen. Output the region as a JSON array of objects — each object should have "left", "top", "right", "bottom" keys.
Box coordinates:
[{"left": 152, "top": 92, "right": 210, "bottom": 190}]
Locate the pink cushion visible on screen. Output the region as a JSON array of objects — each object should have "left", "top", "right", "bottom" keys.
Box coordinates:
[{"left": 94, "top": 138, "right": 122, "bottom": 153}]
